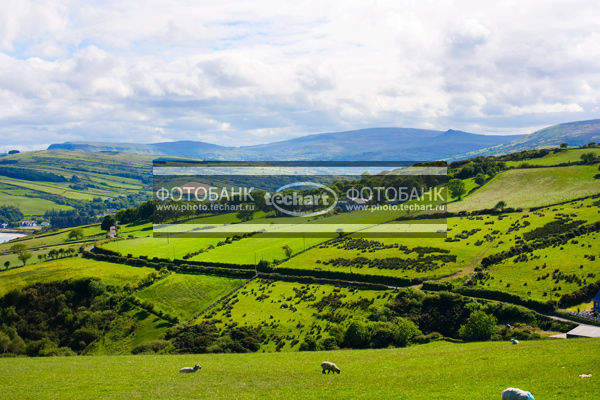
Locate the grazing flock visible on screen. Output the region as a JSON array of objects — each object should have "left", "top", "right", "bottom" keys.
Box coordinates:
[{"left": 178, "top": 362, "right": 536, "bottom": 398}]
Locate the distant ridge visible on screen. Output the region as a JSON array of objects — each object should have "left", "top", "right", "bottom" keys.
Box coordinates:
[
  {"left": 48, "top": 127, "right": 524, "bottom": 161},
  {"left": 455, "top": 119, "right": 600, "bottom": 158}
]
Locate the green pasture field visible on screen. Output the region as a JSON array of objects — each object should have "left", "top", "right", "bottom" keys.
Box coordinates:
[
  {"left": 0, "top": 191, "right": 73, "bottom": 216},
  {"left": 0, "top": 246, "right": 88, "bottom": 271},
  {"left": 0, "top": 222, "right": 155, "bottom": 255},
  {"left": 136, "top": 273, "right": 247, "bottom": 321},
  {"left": 0, "top": 176, "right": 112, "bottom": 200},
  {"left": 449, "top": 165, "right": 600, "bottom": 212},
  {"left": 0, "top": 224, "right": 107, "bottom": 253},
  {"left": 202, "top": 279, "right": 392, "bottom": 351},
  {"left": 475, "top": 230, "right": 600, "bottom": 302},
  {"left": 505, "top": 148, "right": 600, "bottom": 167},
  {"left": 87, "top": 306, "right": 173, "bottom": 356},
  {"left": 0, "top": 258, "right": 155, "bottom": 296},
  {"left": 0, "top": 339, "right": 598, "bottom": 399}
]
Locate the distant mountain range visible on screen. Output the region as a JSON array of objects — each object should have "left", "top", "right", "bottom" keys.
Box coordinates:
[{"left": 47, "top": 119, "right": 600, "bottom": 161}]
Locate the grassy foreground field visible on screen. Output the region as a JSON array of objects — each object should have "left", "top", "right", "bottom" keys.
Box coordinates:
[{"left": 0, "top": 339, "right": 598, "bottom": 399}]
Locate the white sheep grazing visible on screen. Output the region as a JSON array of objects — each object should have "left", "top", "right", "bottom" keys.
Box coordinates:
[
  {"left": 179, "top": 364, "right": 201, "bottom": 373},
  {"left": 502, "top": 387, "right": 535, "bottom": 400},
  {"left": 321, "top": 361, "right": 340, "bottom": 374}
]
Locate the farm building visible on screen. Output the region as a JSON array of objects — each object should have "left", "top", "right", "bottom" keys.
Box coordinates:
[
  {"left": 566, "top": 325, "right": 600, "bottom": 339},
  {"left": 594, "top": 290, "right": 600, "bottom": 312},
  {"left": 338, "top": 198, "right": 367, "bottom": 212}
]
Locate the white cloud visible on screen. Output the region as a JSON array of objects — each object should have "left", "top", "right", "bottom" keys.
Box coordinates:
[{"left": 1, "top": 0, "right": 600, "bottom": 149}]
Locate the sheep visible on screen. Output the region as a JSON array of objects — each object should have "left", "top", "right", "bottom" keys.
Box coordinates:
[
  {"left": 502, "top": 387, "right": 535, "bottom": 400},
  {"left": 321, "top": 361, "right": 340, "bottom": 374},
  {"left": 179, "top": 364, "right": 201, "bottom": 373}
]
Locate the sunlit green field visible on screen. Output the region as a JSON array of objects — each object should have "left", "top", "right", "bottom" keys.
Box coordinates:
[
  {"left": 449, "top": 165, "right": 600, "bottom": 212},
  {"left": 0, "top": 258, "right": 154, "bottom": 296},
  {"left": 505, "top": 148, "right": 600, "bottom": 167},
  {"left": 1, "top": 339, "right": 598, "bottom": 400},
  {"left": 200, "top": 279, "right": 392, "bottom": 352},
  {"left": 0, "top": 191, "right": 73, "bottom": 215},
  {"left": 476, "top": 230, "right": 600, "bottom": 301},
  {"left": 136, "top": 273, "right": 247, "bottom": 321}
]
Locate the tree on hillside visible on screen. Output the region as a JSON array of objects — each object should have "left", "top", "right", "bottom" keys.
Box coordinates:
[
  {"left": 448, "top": 179, "right": 466, "bottom": 200},
  {"left": 474, "top": 173, "right": 485, "bottom": 185},
  {"left": 459, "top": 310, "right": 498, "bottom": 341},
  {"left": 17, "top": 252, "right": 32, "bottom": 266},
  {"left": 344, "top": 320, "right": 370, "bottom": 348},
  {"left": 494, "top": 200, "right": 507, "bottom": 212},
  {"left": 580, "top": 152, "right": 600, "bottom": 164},
  {"left": 560, "top": 142, "right": 568, "bottom": 149},
  {"left": 10, "top": 243, "right": 27, "bottom": 256},
  {"left": 48, "top": 249, "right": 58, "bottom": 260},
  {"left": 100, "top": 215, "right": 116, "bottom": 231},
  {"left": 3, "top": 261, "right": 9, "bottom": 270},
  {"left": 282, "top": 245, "right": 293, "bottom": 258},
  {"left": 68, "top": 229, "right": 84, "bottom": 241},
  {"left": 236, "top": 204, "right": 254, "bottom": 222}
]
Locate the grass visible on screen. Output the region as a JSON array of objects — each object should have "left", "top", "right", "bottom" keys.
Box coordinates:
[
  {"left": 0, "top": 258, "right": 155, "bottom": 296},
  {"left": 202, "top": 279, "right": 392, "bottom": 351},
  {"left": 135, "top": 273, "right": 247, "bottom": 321},
  {"left": 0, "top": 191, "right": 73, "bottom": 215},
  {"left": 0, "top": 339, "right": 598, "bottom": 399},
  {"left": 87, "top": 306, "right": 173, "bottom": 356},
  {"left": 475, "top": 230, "right": 600, "bottom": 302},
  {"left": 449, "top": 165, "right": 600, "bottom": 212},
  {"left": 505, "top": 148, "right": 600, "bottom": 167}
]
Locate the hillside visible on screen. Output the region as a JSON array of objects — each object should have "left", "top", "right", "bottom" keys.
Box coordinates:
[
  {"left": 458, "top": 119, "right": 600, "bottom": 158},
  {"left": 48, "top": 127, "right": 524, "bottom": 161},
  {"left": 0, "top": 150, "right": 152, "bottom": 221}
]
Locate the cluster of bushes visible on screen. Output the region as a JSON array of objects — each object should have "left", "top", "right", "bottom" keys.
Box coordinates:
[
  {"left": 448, "top": 158, "right": 505, "bottom": 180},
  {"left": 421, "top": 281, "right": 556, "bottom": 312},
  {"left": 0, "top": 166, "right": 68, "bottom": 182},
  {"left": 165, "top": 322, "right": 262, "bottom": 354},
  {"left": 131, "top": 340, "right": 173, "bottom": 355},
  {"left": 322, "top": 255, "right": 453, "bottom": 272},
  {"left": 386, "top": 289, "right": 568, "bottom": 340},
  {"left": 84, "top": 250, "right": 257, "bottom": 279},
  {"left": 0, "top": 205, "right": 23, "bottom": 227},
  {"left": 258, "top": 262, "right": 422, "bottom": 287},
  {"left": 523, "top": 219, "right": 585, "bottom": 241},
  {"left": 0, "top": 278, "right": 117, "bottom": 357},
  {"left": 559, "top": 279, "right": 600, "bottom": 308},
  {"left": 128, "top": 296, "right": 178, "bottom": 324},
  {"left": 300, "top": 317, "right": 422, "bottom": 351}
]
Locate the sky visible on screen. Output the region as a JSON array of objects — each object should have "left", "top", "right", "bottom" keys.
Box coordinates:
[{"left": 1, "top": 0, "right": 600, "bottom": 151}]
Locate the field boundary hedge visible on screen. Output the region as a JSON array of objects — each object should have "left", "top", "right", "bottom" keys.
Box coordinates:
[{"left": 421, "top": 281, "right": 557, "bottom": 312}]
